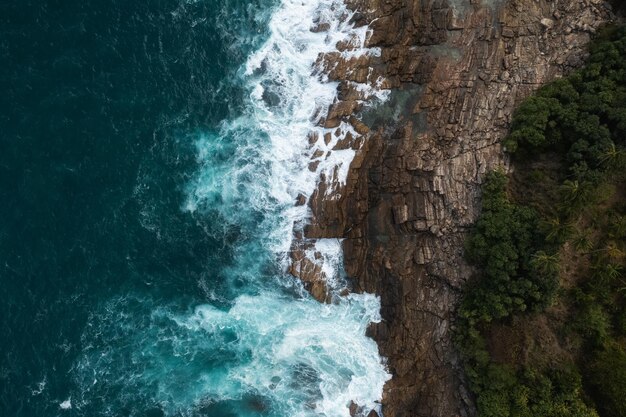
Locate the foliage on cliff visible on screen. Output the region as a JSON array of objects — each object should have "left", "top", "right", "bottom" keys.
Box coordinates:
[
  {"left": 457, "top": 25, "right": 626, "bottom": 417},
  {"left": 463, "top": 171, "right": 557, "bottom": 323},
  {"left": 503, "top": 24, "right": 626, "bottom": 180},
  {"left": 456, "top": 173, "right": 592, "bottom": 417}
]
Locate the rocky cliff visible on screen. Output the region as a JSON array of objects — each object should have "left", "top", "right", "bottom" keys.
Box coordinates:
[{"left": 291, "top": 0, "right": 613, "bottom": 416}]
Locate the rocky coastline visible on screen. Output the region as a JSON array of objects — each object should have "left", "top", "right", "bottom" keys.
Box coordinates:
[{"left": 290, "top": 0, "right": 613, "bottom": 416}]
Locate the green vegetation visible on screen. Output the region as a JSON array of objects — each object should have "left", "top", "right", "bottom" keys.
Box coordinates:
[
  {"left": 463, "top": 171, "right": 556, "bottom": 323},
  {"left": 503, "top": 25, "right": 626, "bottom": 182},
  {"left": 457, "top": 25, "right": 626, "bottom": 417},
  {"left": 456, "top": 173, "right": 592, "bottom": 417},
  {"left": 586, "top": 343, "right": 626, "bottom": 417}
]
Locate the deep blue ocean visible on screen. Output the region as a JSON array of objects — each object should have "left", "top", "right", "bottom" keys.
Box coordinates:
[{"left": 0, "top": 1, "right": 389, "bottom": 416}]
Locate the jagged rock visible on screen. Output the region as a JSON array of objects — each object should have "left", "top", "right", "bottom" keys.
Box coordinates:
[
  {"left": 392, "top": 204, "right": 409, "bottom": 224},
  {"left": 295, "top": 193, "right": 307, "bottom": 206},
  {"left": 292, "top": 0, "right": 613, "bottom": 416},
  {"left": 349, "top": 116, "right": 369, "bottom": 135},
  {"left": 328, "top": 100, "right": 360, "bottom": 121},
  {"left": 324, "top": 117, "right": 342, "bottom": 129},
  {"left": 349, "top": 402, "right": 359, "bottom": 417},
  {"left": 310, "top": 22, "right": 331, "bottom": 32},
  {"left": 289, "top": 247, "right": 329, "bottom": 303}
]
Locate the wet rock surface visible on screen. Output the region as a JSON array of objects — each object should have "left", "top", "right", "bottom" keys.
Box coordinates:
[{"left": 292, "top": 0, "right": 613, "bottom": 416}]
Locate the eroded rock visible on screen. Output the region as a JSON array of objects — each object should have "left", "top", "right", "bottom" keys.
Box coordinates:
[{"left": 292, "top": 0, "right": 613, "bottom": 415}]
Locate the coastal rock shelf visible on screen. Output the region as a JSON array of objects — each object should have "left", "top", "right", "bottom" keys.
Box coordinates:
[{"left": 294, "top": 0, "right": 613, "bottom": 415}]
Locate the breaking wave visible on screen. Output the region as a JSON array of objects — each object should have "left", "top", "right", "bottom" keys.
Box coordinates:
[{"left": 71, "top": 1, "right": 390, "bottom": 416}]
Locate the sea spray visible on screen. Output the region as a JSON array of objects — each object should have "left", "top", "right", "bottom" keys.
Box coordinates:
[
  {"left": 185, "top": 0, "right": 394, "bottom": 413},
  {"left": 73, "top": 292, "right": 388, "bottom": 417},
  {"left": 71, "top": 1, "right": 391, "bottom": 416},
  {"left": 187, "top": 0, "right": 389, "bottom": 285}
]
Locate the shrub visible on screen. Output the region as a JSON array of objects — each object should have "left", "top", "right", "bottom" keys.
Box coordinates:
[
  {"left": 464, "top": 171, "right": 557, "bottom": 323},
  {"left": 585, "top": 344, "right": 626, "bottom": 417},
  {"left": 504, "top": 26, "right": 626, "bottom": 184}
]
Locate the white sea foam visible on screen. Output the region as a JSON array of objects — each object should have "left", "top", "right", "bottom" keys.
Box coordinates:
[
  {"left": 187, "top": 0, "right": 388, "bottom": 282},
  {"left": 31, "top": 376, "right": 46, "bottom": 396},
  {"left": 184, "top": 292, "right": 389, "bottom": 417},
  {"left": 73, "top": 291, "right": 390, "bottom": 417},
  {"left": 309, "top": 238, "right": 346, "bottom": 288},
  {"left": 183, "top": 0, "right": 392, "bottom": 414},
  {"left": 68, "top": 2, "right": 389, "bottom": 417},
  {"left": 60, "top": 398, "right": 72, "bottom": 410}
]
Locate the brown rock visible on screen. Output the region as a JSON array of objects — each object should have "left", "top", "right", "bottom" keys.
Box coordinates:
[
  {"left": 349, "top": 116, "right": 369, "bottom": 135},
  {"left": 392, "top": 204, "right": 409, "bottom": 224},
  {"left": 349, "top": 402, "right": 359, "bottom": 417},
  {"left": 328, "top": 100, "right": 360, "bottom": 120},
  {"left": 295, "top": 194, "right": 307, "bottom": 206},
  {"left": 324, "top": 118, "right": 341, "bottom": 129},
  {"left": 293, "top": 0, "right": 613, "bottom": 416},
  {"left": 310, "top": 22, "right": 331, "bottom": 32},
  {"left": 333, "top": 132, "right": 354, "bottom": 150}
]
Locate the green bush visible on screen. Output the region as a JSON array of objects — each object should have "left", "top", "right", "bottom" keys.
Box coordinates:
[
  {"left": 470, "top": 365, "right": 598, "bottom": 417},
  {"left": 504, "top": 26, "right": 626, "bottom": 183},
  {"left": 463, "top": 171, "right": 557, "bottom": 324},
  {"left": 457, "top": 25, "right": 626, "bottom": 417},
  {"left": 585, "top": 344, "right": 626, "bottom": 417}
]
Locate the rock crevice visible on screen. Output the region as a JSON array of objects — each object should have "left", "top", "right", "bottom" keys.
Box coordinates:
[{"left": 293, "top": 0, "right": 613, "bottom": 415}]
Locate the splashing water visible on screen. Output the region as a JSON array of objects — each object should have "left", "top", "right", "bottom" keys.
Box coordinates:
[
  {"left": 71, "top": 1, "right": 390, "bottom": 416},
  {"left": 186, "top": 0, "right": 387, "bottom": 270}
]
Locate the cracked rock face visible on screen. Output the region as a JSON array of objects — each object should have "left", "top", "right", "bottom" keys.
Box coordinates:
[{"left": 293, "top": 0, "right": 613, "bottom": 416}]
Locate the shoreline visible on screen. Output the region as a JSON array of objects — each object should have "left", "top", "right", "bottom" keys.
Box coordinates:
[{"left": 296, "top": 0, "right": 613, "bottom": 415}]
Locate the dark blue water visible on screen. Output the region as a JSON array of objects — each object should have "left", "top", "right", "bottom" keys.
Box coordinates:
[
  {"left": 1, "top": 1, "right": 270, "bottom": 415},
  {"left": 0, "top": 1, "right": 389, "bottom": 416}
]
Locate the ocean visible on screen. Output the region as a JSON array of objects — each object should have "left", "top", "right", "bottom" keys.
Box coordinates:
[{"left": 0, "top": 1, "right": 389, "bottom": 416}]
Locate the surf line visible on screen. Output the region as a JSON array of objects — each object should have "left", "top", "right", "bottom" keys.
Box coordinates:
[{"left": 243, "top": 0, "right": 389, "bottom": 298}]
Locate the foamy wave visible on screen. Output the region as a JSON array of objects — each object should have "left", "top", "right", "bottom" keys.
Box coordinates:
[
  {"left": 187, "top": 0, "right": 388, "bottom": 279},
  {"left": 66, "top": 2, "right": 390, "bottom": 417},
  {"left": 185, "top": 292, "right": 389, "bottom": 417},
  {"left": 72, "top": 293, "right": 390, "bottom": 417},
  {"left": 183, "top": 0, "right": 391, "bottom": 415}
]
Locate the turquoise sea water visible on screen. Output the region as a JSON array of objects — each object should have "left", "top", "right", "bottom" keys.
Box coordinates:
[{"left": 0, "top": 1, "right": 389, "bottom": 416}]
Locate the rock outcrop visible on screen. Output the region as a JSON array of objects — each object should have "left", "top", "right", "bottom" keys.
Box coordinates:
[{"left": 294, "top": 0, "right": 613, "bottom": 416}]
